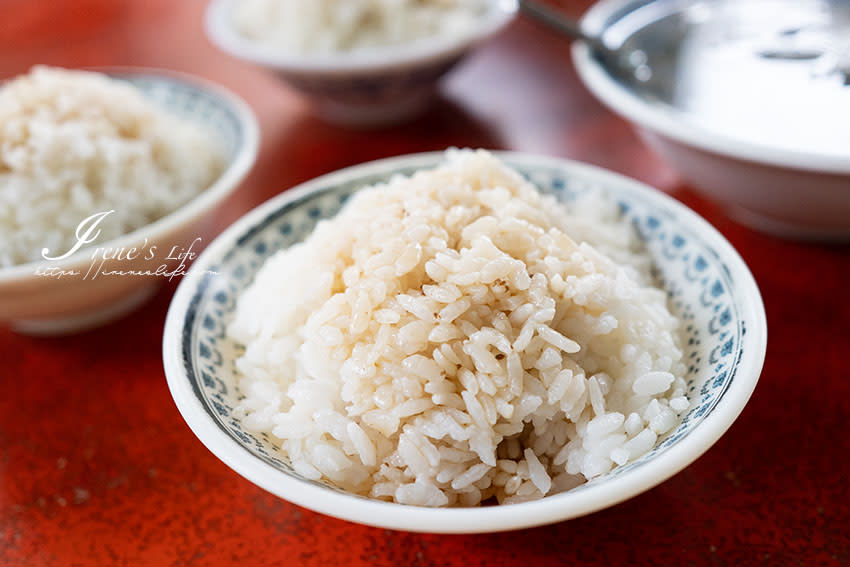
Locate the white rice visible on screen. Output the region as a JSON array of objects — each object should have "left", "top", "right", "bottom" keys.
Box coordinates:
[
  {"left": 228, "top": 149, "right": 689, "bottom": 507},
  {"left": 0, "top": 66, "right": 225, "bottom": 268},
  {"left": 232, "top": 0, "right": 486, "bottom": 54}
]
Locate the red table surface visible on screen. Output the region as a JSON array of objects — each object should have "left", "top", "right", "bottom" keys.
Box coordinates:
[{"left": 1, "top": 1, "right": 849, "bottom": 566}]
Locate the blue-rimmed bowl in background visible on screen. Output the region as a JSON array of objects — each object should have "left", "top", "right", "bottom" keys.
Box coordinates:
[
  {"left": 163, "top": 152, "right": 766, "bottom": 533},
  {"left": 205, "top": 0, "right": 517, "bottom": 126},
  {"left": 0, "top": 68, "right": 259, "bottom": 334}
]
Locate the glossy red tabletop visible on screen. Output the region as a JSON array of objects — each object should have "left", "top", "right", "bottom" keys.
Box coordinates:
[{"left": 2, "top": 1, "right": 848, "bottom": 565}]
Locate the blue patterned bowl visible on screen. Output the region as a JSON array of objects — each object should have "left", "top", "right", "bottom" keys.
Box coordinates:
[
  {"left": 205, "top": 0, "right": 517, "bottom": 126},
  {"left": 0, "top": 68, "right": 259, "bottom": 334},
  {"left": 163, "top": 152, "right": 766, "bottom": 533}
]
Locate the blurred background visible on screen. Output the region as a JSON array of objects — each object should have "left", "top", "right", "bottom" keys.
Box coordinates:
[{"left": 0, "top": 0, "right": 678, "bottom": 230}]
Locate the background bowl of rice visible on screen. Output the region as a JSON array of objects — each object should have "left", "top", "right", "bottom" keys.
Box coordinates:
[
  {"left": 163, "top": 152, "right": 766, "bottom": 533},
  {"left": 204, "top": 0, "right": 518, "bottom": 126},
  {"left": 0, "top": 68, "right": 259, "bottom": 334}
]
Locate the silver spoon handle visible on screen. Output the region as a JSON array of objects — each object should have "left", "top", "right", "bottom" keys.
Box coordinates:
[{"left": 519, "top": 0, "right": 609, "bottom": 54}]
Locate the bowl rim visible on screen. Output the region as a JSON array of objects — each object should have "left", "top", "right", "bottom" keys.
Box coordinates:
[
  {"left": 204, "top": 0, "right": 518, "bottom": 73},
  {"left": 571, "top": 0, "right": 850, "bottom": 176},
  {"left": 0, "top": 66, "right": 260, "bottom": 285},
  {"left": 163, "top": 151, "right": 767, "bottom": 534}
]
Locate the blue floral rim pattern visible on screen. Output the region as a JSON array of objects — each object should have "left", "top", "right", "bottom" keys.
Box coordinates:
[{"left": 115, "top": 73, "right": 245, "bottom": 158}]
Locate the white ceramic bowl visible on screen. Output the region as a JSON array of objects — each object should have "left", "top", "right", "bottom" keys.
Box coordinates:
[
  {"left": 0, "top": 68, "right": 259, "bottom": 334},
  {"left": 572, "top": 0, "right": 850, "bottom": 240},
  {"left": 205, "top": 0, "right": 517, "bottom": 126},
  {"left": 163, "top": 152, "right": 766, "bottom": 533}
]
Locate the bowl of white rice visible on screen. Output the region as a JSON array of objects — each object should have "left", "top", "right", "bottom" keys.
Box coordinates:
[
  {"left": 204, "top": 0, "right": 517, "bottom": 126},
  {"left": 0, "top": 66, "right": 259, "bottom": 334},
  {"left": 163, "top": 150, "right": 766, "bottom": 532}
]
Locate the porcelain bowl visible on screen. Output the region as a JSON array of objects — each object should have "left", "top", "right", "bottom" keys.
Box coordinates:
[
  {"left": 572, "top": 0, "right": 850, "bottom": 240},
  {"left": 0, "top": 68, "right": 259, "bottom": 334},
  {"left": 204, "top": 0, "right": 517, "bottom": 126},
  {"left": 162, "top": 152, "right": 766, "bottom": 533}
]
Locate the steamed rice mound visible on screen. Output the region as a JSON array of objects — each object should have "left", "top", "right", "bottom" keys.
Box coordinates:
[
  {"left": 232, "top": 0, "right": 485, "bottom": 54},
  {"left": 0, "top": 66, "right": 225, "bottom": 267},
  {"left": 228, "top": 150, "right": 688, "bottom": 507}
]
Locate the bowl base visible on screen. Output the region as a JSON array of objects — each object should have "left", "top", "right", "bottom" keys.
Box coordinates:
[
  {"left": 729, "top": 207, "right": 850, "bottom": 242},
  {"left": 11, "top": 282, "right": 160, "bottom": 336},
  {"left": 314, "top": 92, "right": 433, "bottom": 128}
]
